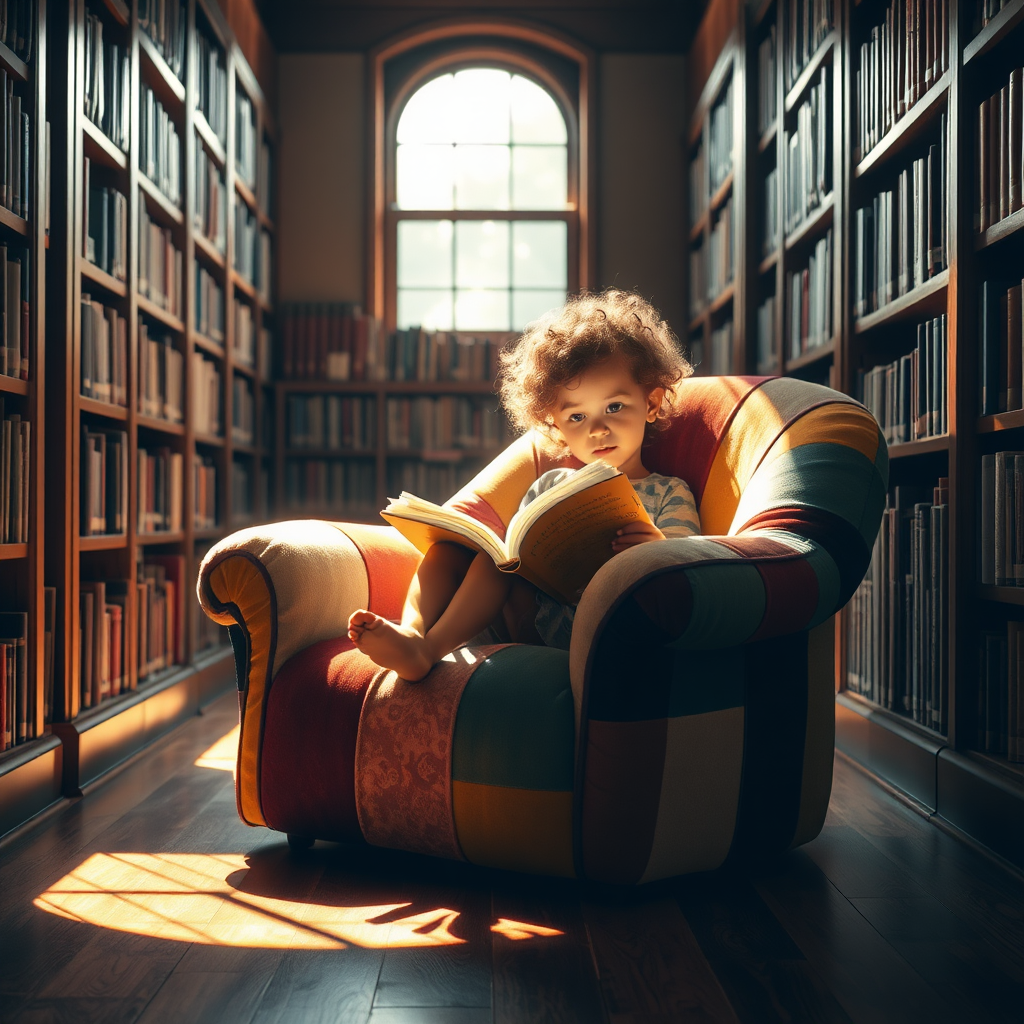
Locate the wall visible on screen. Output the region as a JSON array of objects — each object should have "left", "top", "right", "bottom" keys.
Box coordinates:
[{"left": 277, "top": 51, "right": 687, "bottom": 334}]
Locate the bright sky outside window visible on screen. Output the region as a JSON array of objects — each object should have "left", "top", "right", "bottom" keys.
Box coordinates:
[{"left": 395, "top": 69, "right": 570, "bottom": 332}]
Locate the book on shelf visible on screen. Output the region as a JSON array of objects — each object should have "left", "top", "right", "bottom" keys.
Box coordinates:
[
  {"left": 257, "top": 137, "right": 273, "bottom": 215},
  {"left": 235, "top": 88, "right": 256, "bottom": 190},
  {"left": 0, "top": 0, "right": 35, "bottom": 62},
  {"left": 81, "top": 293, "right": 127, "bottom": 405},
  {"left": 196, "top": 24, "right": 227, "bottom": 142},
  {"left": 194, "top": 261, "right": 224, "bottom": 343},
  {"left": 231, "top": 458, "right": 252, "bottom": 523},
  {"left": 786, "top": 227, "right": 832, "bottom": 357},
  {"left": 284, "top": 458, "right": 376, "bottom": 513},
  {"left": 191, "top": 352, "right": 221, "bottom": 436},
  {"left": 287, "top": 393, "right": 376, "bottom": 451},
  {"left": 976, "top": 66, "right": 1024, "bottom": 232},
  {"left": 386, "top": 459, "right": 487, "bottom": 509},
  {"left": 83, "top": 8, "right": 130, "bottom": 151},
  {"left": 382, "top": 460, "right": 653, "bottom": 606},
  {"left": 689, "top": 245, "right": 706, "bottom": 320},
  {"left": 707, "top": 197, "right": 734, "bottom": 301},
  {"left": 83, "top": 160, "right": 128, "bottom": 281},
  {"left": 979, "top": 278, "right": 1024, "bottom": 416},
  {"left": 764, "top": 167, "right": 779, "bottom": 257},
  {"left": 385, "top": 395, "right": 504, "bottom": 452},
  {"left": 854, "top": 114, "right": 948, "bottom": 318},
  {"left": 0, "top": 71, "right": 32, "bottom": 220},
  {"left": 758, "top": 23, "right": 778, "bottom": 137},
  {"left": 708, "top": 76, "right": 733, "bottom": 194},
  {"left": 855, "top": 0, "right": 949, "bottom": 162},
  {"left": 139, "top": 84, "right": 181, "bottom": 206},
  {"left": 137, "top": 446, "right": 183, "bottom": 533},
  {"left": 144, "top": 554, "right": 186, "bottom": 666},
  {"left": 847, "top": 479, "right": 948, "bottom": 732},
  {"left": 0, "top": 244, "right": 30, "bottom": 380},
  {"left": 785, "top": 64, "right": 830, "bottom": 237},
  {"left": 976, "top": 0, "right": 1023, "bottom": 34},
  {"left": 43, "top": 586, "right": 55, "bottom": 725},
  {"left": 193, "top": 454, "right": 217, "bottom": 530},
  {"left": 231, "top": 376, "right": 253, "bottom": 445},
  {"left": 785, "top": 0, "right": 834, "bottom": 91},
  {"left": 138, "top": 203, "right": 182, "bottom": 316},
  {"left": 0, "top": 611, "right": 28, "bottom": 750},
  {"left": 978, "top": 621, "right": 1024, "bottom": 761},
  {"left": 856, "top": 314, "right": 948, "bottom": 443},
  {"left": 233, "top": 193, "right": 258, "bottom": 285},
  {"left": 709, "top": 320, "right": 733, "bottom": 376},
  {"left": 978, "top": 451, "right": 1024, "bottom": 589},
  {"left": 80, "top": 427, "right": 128, "bottom": 535},
  {"left": 79, "top": 579, "right": 127, "bottom": 706},
  {"left": 138, "top": 0, "right": 186, "bottom": 81},
  {"left": 1, "top": 398, "right": 30, "bottom": 544},
  {"left": 689, "top": 140, "right": 706, "bottom": 225},
  {"left": 195, "top": 145, "right": 226, "bottom": 251},
  {"left": 756, "top": 295, "right": 776, "bottom": 374},
  {"left": 137, "top": 320, "right": 183, "bottom": 422}
]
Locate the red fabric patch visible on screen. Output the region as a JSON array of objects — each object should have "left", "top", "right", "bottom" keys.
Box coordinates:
[
  {"left": 643, "top": 376, "right": 770, "bottom": 506},
  {"left": 632, "top": 569, "right": 694, "bottom": 640},
  {"left": 337, "top": 523, "right": 422, "bottom": 621},
  {"left": 260, "top": 637, "right": 380, "bottom": 842},
  {"left": 580, "top": 718, "right": 668, "bottom": 884}
]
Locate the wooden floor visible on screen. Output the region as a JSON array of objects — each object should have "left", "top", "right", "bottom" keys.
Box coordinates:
[{"left": 0, "top": 693, "right": 1021, "bottom": 1024}]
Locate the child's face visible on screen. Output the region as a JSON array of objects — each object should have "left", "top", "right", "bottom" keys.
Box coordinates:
[{"left": 548, "top": 352, "right": 664, "bottom": 478}]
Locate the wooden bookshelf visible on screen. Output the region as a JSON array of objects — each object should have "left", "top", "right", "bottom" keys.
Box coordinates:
[{"left": 685, "top": 0, "right": 1024, "bottom": 868}]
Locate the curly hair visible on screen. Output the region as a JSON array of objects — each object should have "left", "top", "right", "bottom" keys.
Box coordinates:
[{"left": 497, "top": 289, "right": 692, "bottom": 451}]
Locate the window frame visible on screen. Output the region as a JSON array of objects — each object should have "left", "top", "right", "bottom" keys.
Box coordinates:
[{"left": 369, "top": 21, "right": 596, "bottom": 331}]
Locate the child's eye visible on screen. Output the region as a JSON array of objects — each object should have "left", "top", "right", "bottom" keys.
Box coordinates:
[
  {"left": 606, "top": 402, "right": 624, "bottom": 414},
  {"left": 568, "top": 413, "right": 585, "bottom": 423}
]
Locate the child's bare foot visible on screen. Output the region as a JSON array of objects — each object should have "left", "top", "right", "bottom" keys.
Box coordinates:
[{"left": 347, "top": 609, "right": 435, "bottom": 681}]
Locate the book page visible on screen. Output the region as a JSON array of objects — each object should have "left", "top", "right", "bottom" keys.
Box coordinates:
[
  {"left": 511, "top": 474, "right": 651, "bottom": 605},
  {"left": 380, "top": 496, "right": 506, "bottom": 564}
]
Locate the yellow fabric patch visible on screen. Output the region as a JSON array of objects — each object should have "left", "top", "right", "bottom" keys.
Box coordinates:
[
  {"left": 757, "top": 403, "right": 881, "bottom": 474},
  {"left": 453, "top": 781, "right": 575, "bottom": 877},
  {"left": 208, "top": 555, "right": 275, "bottom": 829}
]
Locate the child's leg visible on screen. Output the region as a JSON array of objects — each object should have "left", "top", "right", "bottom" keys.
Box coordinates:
[
  {"left": 401, "top": 542, "right": 476, "bottom": 636},
  {"left": 348, "top": 551, "right": 513, "bottom": 680}
]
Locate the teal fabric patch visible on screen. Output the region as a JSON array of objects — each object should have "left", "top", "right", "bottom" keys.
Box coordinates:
[
  {"left": 669, "top": 561, "right": 765, "bottom": 649},
  {"left": 452, "top": 645, "right": 574, "bottom": 792}
]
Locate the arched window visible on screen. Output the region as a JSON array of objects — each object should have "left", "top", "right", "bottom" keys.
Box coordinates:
[{"left": 392, "top": 68, "right": 571, "bottom": 332}]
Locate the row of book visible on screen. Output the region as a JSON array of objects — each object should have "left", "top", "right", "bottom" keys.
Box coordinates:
[
  {"left": 763, "top": 167, "right": 779, "bottom": 257},
  {"left": 785, "top": 66, "right": 830, "bottom": 237},
  {"left": 236, "top": 90, "right": 257, "bottom": 192},
  {"left": 233, "top": 302, "right": 270, "bottom": 377},
  {"left": 80, "top": 426, "right": 128, "bottom": 535},
  {"left": 286, "top": 394, "right": 377, "bottom": 451},
  {"left": 0, "top": 245, "right": 29, "bottom": 379},
  {"left": 196, "top": 27, "right": 227, "bottom": 143},
  {"left": 689, "top": 142, "right": 706, "bottom": 225},
  {"left": 0, "top": 0, "right": 33, "bottom": 62},
  {"left": 139, "top": 203, "right": 182, "bottom": 317},
  {"left": 194, "top": 454, "right": 217, "bottom": 529},
  {"left": 757, "top": 24, "right": 778, "bottom": 137},
  {"left": 84, "top": 9, "right": 129, "bottom": 151},
  {"left": 689, "top": 246, "right": 706, "bottom": 320},
  {"left": 257, "top": 138, "right": 273, "bottom": 216},
  {"left": 854, "top": 0, "right": 949, "bottom": 163},
  {"left": 231, "top": 377, "right": 253, "bottom": 445},
  {"left": 756, "top": 296, "right": 776, "bottom": 375},
  {"left": 138, "top": 322, "right": 183, "bottom": 422},
  {"left": 195, "top": 261, "right": 225, "bottom": 343},
  {"left": 139, "top": 84, "right": 181, "bottom": 207},
  {"left": 231, "top": 459, "right": 253, "bottom": 522},
  {"left": 976, "top": 67, "right": 1024, "bottom": 233},
  {"left": 979, "top": 278, "right": 1024, "bottom": 416},
  {"left": 785, "top": 0, "right": 834, "bottom": 91},
  {"left": 1, "top": 400, "right": 29, "bottom": 544},
  {"left": 0, "top": 74, "right": 31, "bottom": 220},
  {"left": 233, "top": 197, "right": 271, "bottom": 296},
  {"left": 707, "top": 198, "right": 734, "bottom": 303},
  {"left": 195, "top": 145, "right": 226, "bottom": 251},
  {"left": 84, "top": 171, "right": 127, "bottom": 281},
  {"left": 1, "top": 599, "right": 55, "bottom": 751},
  {"left": 139, "top": 0, "right": 185, "bottom": 82},
  {"left": 976, "top": 0, "right": 1015, "bottom": 31},
  {"left": 706, "top": 320, "right": 733, "bottom": 378},
  {"left": 283, "top": 458, "right": 377, "bottom": 513},
  {"left": 387, "top": 458, "right": 487, "bottom": 507},
  {"left": 81, "top": 293, "right": 127, "bottom": 406},
  {"left": 137, "top": 447, "right": 182, "bottom": 534},
  {"left": 977, "top": 623, "right": 1024, "bottom": 761},
  {"left": 853, "top": 120, "right": 948, "bottom": 318},
  {"left": 846, "top": 479, "right": 949, "bottom": 733},
  {"left": 979, "top": 451, "right": 1024, "bottom": 588},
  {"left": 786, "top": 227, "right": 833, "bottom": 358},
  {"left": 192, "top": 352, "right": 221, "bottom": 436},
  {"left": 385, "top": 396, "right": 506, "bottom": 452},
  {"left": 855, "top": 315, "right": 948, "bottom": 446},
  {"left": 708, "top": 77, "right": 733, "bottom": 196}
]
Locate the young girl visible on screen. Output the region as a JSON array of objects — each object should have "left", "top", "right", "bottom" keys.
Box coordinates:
[{"left": 347, "top": 289, "right": 701, "bottom": 679}]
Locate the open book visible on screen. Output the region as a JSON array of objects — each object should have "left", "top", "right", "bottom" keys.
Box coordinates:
[{"left": 380, "top": 460, "right": 652, "bottom": 605}]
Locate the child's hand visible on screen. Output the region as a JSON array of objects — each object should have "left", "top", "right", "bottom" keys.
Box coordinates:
[{"left": 612, "top": 521, "right": 666, "bottom": 552}]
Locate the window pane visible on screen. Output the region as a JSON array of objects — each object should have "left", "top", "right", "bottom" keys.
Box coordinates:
[
  {"left": 456, "top": 220, "right": 509, "bottom": 289},
  {"left": 512, "top": 222, "right": 567, "bottom": 288},
  {"left": 513, "top": 290, "right": 566, "bottom": 331},
  {"left": 397, "top": 74, "right": 455, "bottom": 144},
  {"left": 512, "top": 146, "right": 567, "bottom": 209},
  {"left": 454, "top": 145, "right": 510, "bottom": 210},
  {"left": 511, "top": 75, "right": 567, "bottom": 143},
  {"left": 398, "top": 289, "right": 453, "bottom": 331},
  {"left": 453, "top": 69, "right": 511, "bottom": 144},
  {"left": 455, "top": 289, "right": 509, "bottom": 331},
  {"left": 398, "top": 221, "right": 453, "bottom": 288},
  {"left": 396, "top": 144, "right": 454, "bottom": 210}
]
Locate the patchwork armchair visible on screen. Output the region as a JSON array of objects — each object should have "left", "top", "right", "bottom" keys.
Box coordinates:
[{"left": 197, "top": 375, "right": 887, "bottom": 885}]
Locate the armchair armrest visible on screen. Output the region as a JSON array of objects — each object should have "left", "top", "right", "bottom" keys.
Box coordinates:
[{"left": 197, "top": 520, "right": 422, "bottom": 682}]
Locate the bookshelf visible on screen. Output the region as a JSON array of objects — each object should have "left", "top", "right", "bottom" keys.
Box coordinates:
[
  {"left": 0, "top": 0, "right": 278, "bottom": 832},
  {"left": 687, "top": 0, "right": 1023, "bottom": 867}
]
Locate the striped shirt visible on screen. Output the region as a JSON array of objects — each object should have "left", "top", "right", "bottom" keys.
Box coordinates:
[{"left": 519, "top": 469, "right": 702, "bottom": 649}]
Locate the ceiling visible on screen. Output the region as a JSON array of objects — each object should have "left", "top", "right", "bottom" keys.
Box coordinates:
[{"left": 256, "top": 0, "right": 709, "bottom": 54}]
